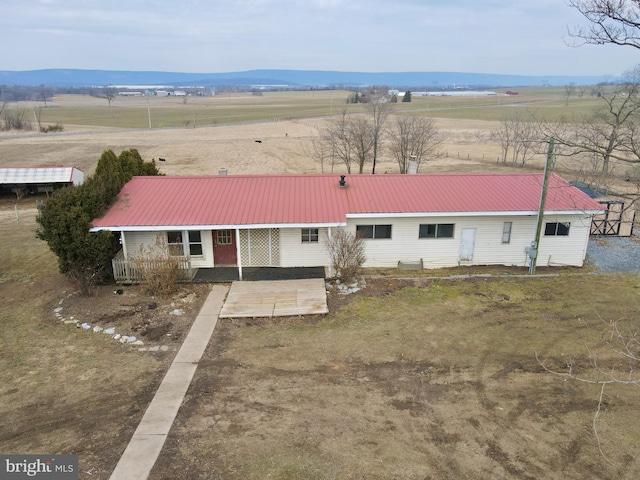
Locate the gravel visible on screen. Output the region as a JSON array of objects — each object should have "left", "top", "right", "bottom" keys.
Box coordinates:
[{"left": 586, "top": 235, "right": 640, "bottom": 273}]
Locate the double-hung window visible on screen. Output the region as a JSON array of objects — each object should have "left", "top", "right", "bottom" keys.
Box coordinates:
[
  {"left": 167, "top": 231, "right": 184, "bottom": 256},
  {"left": 301, "top": 228, "right": 319, "bottom": 243},
  {"left": 188, "top": 231, "right": 203, "bottom": 256}
]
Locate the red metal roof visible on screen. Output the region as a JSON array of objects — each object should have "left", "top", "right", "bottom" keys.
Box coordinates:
[{"left": 91, "top": 173, "right": 604, "bottom": 230}]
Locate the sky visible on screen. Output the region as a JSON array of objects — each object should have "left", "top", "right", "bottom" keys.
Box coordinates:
[{"left": 2, "top": 0, "right": 639, "bottom": 76}]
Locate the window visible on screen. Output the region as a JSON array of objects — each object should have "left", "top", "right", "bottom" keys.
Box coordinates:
[
  {"left": 356, "top": 224, "right": 392, "bottom": 239},
  {"left": 188, "top": 231, "right": 203, "bottom": 256},
  {"left": 544, "top": 222, "right": 570, "bottom": 236},
  {"left": 167, "top": 231, "right": 184, "bottom": 256},
  {"left": 502, "top": 222, "right": 512, "bottom": 244},
  {"left": 301, "top": 228, "right": 319, "bottom": 243},
  {"left": 419, "top": 223, "right": 454, "bottom": 239},
  {"left": 217, "top": 230, "right": 232, "bottom": 245}
]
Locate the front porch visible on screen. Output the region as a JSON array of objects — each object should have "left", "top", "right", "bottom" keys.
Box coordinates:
[{"left": 111, "top": 249, "right": 195, "bottom": 283}]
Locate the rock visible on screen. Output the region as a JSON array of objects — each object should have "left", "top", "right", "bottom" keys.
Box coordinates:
[
  {"left": 112, "top": 334, "right": 121, "bottom": 340},
  {"left": 104, "top": 327, "right": 116, "bottom": 335},
  {"left": 148, "top": 346, "right": 160, "bottom": 352},
  {"left": 131, "top": 340, "right": 144, "bottom": 346},
  {"left": 127, "top": 336, "right": 137, "bottom": 343},
  {"left": 63, "top": 319, "right": 76, "bottom": 325},
  {"left": 81, "top": 323, "right": 91, "bottom": 330},
  {"left": 170, "top": 309, "right": 185, "bottom": 316},
  {"left": 93, "top": 326, "right": 103, "bottom": 333},
  {"left": 54, "top": 307, "right": 63, "bottom": 313},
  {"left": 350, "top": 287, "right": 361, "bottom": 294},
  {"left": 160, "top": 346, "right": 169, "bottom": 352},
  {"left": 119, "top": 336, "right": 129, "bottom": 343}
]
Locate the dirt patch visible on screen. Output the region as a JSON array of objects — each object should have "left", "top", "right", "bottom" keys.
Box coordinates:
[{"left": 58, "top": 283, "right": 212, "bottom": 348}]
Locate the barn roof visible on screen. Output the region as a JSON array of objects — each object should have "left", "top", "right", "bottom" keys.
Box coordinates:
[
  {"left": 0, "top": 167, "right": 83, "bottom": 185},
  {"left": 91, "top": 173, "right": 604, "bottom": 231}
]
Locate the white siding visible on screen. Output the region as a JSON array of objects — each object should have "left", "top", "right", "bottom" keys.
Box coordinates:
[
  {"left": 123, "top": 231, "right": 159, "bottom": 259},
  {"left": 345, "top": 214, "right": 593, "bottom": 269},
  {"left": 280, "top": 228, "right": 331, "bottom": 268},
  {"left": 537, "top": 214, "right": 593, "bottom": 267},
  {"left": 123, "top": 230, "right": 214, "bottom": 267}
]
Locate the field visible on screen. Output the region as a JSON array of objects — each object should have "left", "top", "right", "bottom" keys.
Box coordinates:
[{"left": 1, "top": 90, "right": 639, "bottom": 479}]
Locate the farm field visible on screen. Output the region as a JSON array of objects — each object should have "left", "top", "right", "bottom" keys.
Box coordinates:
[
  {"left": 1, "top": 89, "right": 639, "bottom": 479},
  {"left": 0, "top": 88, "right": 609, "bottom": 180}
]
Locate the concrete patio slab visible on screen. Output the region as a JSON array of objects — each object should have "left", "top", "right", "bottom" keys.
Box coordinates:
[{"left": 219, "top": 278, "right": 328, "bottom": 318}]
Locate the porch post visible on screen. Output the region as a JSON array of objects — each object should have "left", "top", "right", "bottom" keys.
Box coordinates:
[
  {"left": 327, "top": 227, "right": 332, "bottom": 278},
  {"left": 236, "top": 228, "right": 243, "bottom": 280}
]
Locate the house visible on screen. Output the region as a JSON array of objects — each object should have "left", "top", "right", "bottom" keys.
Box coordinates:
[
  {"left": 570, "top": 181, "right": 636, "bottom": 236},
  {"left": 0, "top": 166, "right": 84, "bottom": 197},
  {"left": 90, "top": 173, "right": 604, "bottom": 281}
]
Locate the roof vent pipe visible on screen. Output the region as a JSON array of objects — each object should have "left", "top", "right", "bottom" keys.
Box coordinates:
[
  {"left": 408, "top": 156, "right": 417, "bottom": 174},
  {"left": 339, "top": 175, "right": 346, "bottom": 187}
]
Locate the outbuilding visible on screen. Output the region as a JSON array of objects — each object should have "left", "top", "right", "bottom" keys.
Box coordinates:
[
  {"left": 0, "top": 166, "right": 84, "bottom": 197},
  {"left": 90, "top": 173, "right": 604, "bottom": 281}
]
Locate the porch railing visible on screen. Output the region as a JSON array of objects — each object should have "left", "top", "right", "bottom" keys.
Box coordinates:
[{"left": 112, "top": 249, "right": 194, "bottom": 283}]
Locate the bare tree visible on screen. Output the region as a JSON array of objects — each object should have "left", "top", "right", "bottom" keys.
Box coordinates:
[
  {"left": 327, "top": 228, "right": 366, "bottom": 282},
  {"left": 549, "top": 67, "right": 640, "bottom": 177},
  {"left": 564, "top": 82, "right": 577, "bottom": 106},
  {"left": 304, "top": 126, "right": 337, "bottom": 173},
  {"left": 103, "top": 86, "right": 116, "bottom": 107},
  {"left": 322, "top": 110, "right": 355, "bottom": 173},
  {"left": 366, "top": 99, "right": 392, "bottom": 174},
  {"left": 567, "top": 0, "right": 640, "bottom": 50},
  {"left": 350, "top": 116, "right": 375, "bottom": 174},
  {"left": 389, "top": 116, "right": 444, "bottom": 173},
  {"left": 492, "top": 112, "right": 543, "bottom": 166}
]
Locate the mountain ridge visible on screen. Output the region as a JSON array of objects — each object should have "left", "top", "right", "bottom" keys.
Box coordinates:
[{"left": 0, "top": 68, "right": 611, "bottom": 88}]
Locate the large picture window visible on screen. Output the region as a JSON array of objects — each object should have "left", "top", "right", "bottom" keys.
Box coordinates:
[
  {"left": 419, "top": 223, "right": 454, "bottom": 239},
  {"left": 356, "top": 224, "right": 392, "bottom": 239},
  {"left": 544, "top": 222, "right": 570, "bottom": 236}
]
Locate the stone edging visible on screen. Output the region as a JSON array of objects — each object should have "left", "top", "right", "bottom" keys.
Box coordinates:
[{"left": 53, "top": 292, "right": 147, "bottom": 347}]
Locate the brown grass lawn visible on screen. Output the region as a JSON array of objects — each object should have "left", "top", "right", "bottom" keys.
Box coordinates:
[
  {"left": 149, "top": 275, "right": 640, "bottom": 480},
  {"left": 1, "top": 94, "right": 639, "bottom": 479}
]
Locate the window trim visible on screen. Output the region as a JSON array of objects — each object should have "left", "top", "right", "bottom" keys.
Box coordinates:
[
  {"left": 419, "top": 223, "right": 455, "bottom": 239},
  {"left": 301, "top": 228, "right": 319, "bottom": 243},
  {"left": 356, "top": 224, "right": 392, "bottom": 240}
]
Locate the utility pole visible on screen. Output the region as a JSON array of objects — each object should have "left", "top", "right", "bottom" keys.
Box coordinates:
[{"left": 528, "top": 139, "right": 555, "bottom": 275}]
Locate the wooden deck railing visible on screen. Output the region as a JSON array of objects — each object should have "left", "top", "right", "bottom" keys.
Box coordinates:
[{"left": 112, "top": 249, "right": 194, "bottom": 283}]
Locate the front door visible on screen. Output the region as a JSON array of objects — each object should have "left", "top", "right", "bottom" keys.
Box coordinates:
[
  {"left": 213, "top": 229, "right": 237, "bottom": 265},
  {"left": 460, "top": 228, "right": 476, "bottom": 262}
]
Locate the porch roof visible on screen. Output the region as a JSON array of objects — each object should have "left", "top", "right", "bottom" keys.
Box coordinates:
[{"left": 91, "top": 173, "right": 604, "bottom": 230}]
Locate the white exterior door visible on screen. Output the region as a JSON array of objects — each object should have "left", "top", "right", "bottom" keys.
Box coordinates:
[{"left": 460, "top": 228, "right": 476, "bottom": 261}]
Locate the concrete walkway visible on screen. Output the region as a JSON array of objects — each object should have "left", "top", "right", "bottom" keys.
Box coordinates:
[{"left": 110, "top": 284, "right": 229, "bottom": 480}]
